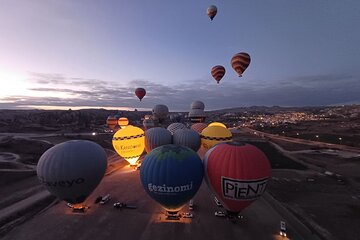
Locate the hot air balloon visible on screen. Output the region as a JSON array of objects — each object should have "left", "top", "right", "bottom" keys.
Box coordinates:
[
  {"left": 188, "top": 109, "right": 206, "bottom": 123},
  {"left": 167, "top": 122, "right": 187, "bottom": 135},
  {"left": 118, "top": 117, "right": 129, "bottom": 129},
  {"left": 37, "top": 140, "right": 107, "bottom": 206},
  {"left": 211, "top": 65, "right": 226, "bottom": 84},
  {"left": 207, "top": 5, "right": 217, "bottom": 21},
  {"left": 173, "top": 129, "right": 201, "bottom": 152},
  {"left": 135, "top": 88, "right": 146, "bottom": 101},
  {"left": 145, "top": 127, "right": 172, "bottom": 153},
  {"left": 231, "top": 52, "right": 251, "bottom": 77},
  {"left": 204, "top": 142, "right": 271, "bottom": 215},
  {"left": 107, "top": 116, "right": 118, "bottom": 130},
  {"left": 190, "top": 100, "right": 205, "bottom": 110},
  {"left": 200, "top": 125, "right": 232, "bottom": 150},
  {"left": 140, "top": 144, "right": 204, "bottom": 214},
  {"left": 152, "top": 104, "right": 169, "bottom": 122},
  {"left": 191, "top": 123, "right": 208, "bottom": 134},
  {"left": 208, "top": 122, "right": 227, "bottom": 128},
  {"left": 112, "top": 126, "right": 145, "bottom": 165}
]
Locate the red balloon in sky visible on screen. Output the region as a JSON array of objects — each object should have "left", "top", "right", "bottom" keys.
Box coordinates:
[
  {"left": 204, "top": 142, "right": 271, "bottom": 214},
  {"left": 135, "top": 88, "right": 146, "bottom": 101}
]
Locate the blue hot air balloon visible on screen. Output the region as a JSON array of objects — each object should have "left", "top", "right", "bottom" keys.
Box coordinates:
[
  {"left": 140, "top": 144, "right": 203, "bottom": 214},
  {"left": 37, "top": 140, "right": 107, "bottom": 204}
]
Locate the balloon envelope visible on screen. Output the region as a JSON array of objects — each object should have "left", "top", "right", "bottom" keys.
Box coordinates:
[
  {"left": 145, "top": 127, "right": 172, "bottom": 153},
  {"left": 112, "top": 126, "right": 145, "bottom": 165},
  {"left": 135, "top": 88, "right": 146, "bottom": 101},
  {"left": 211, "top": 65, "right": 225, "bottom": 84},
  {"left": 204, "top": 142, "right": 271, "bottom": 214},
  {"left": 190, "top": 100, "right": 205, "bottom": 110},
  {"left": 208, "top": 122, "right": 227, "bottom": 128},
  {"left": 173, "top": 129, "right": 201, "bottom": 152},
  {"left": 231, "top": 52, "right": 251, "bottom": 77},
  {"left": 207, "top": 5, "right": 217, "bottom": 21},
  {"left": 107, "top": 116, "right": 118, "bottom": 130},
  {"left": 152, "top": 104, "right": 169, "bottom": 121},
  {"left": 167, "top": 122, "right": 187, "bottom": 135},
  {"left": 200, "top": 126, "right": 232, "bottom": 150},
  {"left": 191, "top": 123, "right": 208, "bottom": 133},
  {"left": 140, "top": 144, "right": 204, "bottom": 212},
  {"left": 37, "top": 140, "right": 107, "bottom": 204},
  {"left": 118, "top": 117, "right": 129, "bottom": 128}
]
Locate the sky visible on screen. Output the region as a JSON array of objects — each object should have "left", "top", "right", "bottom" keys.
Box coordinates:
[{"left": 0, "top": 0, "right": 359, "bottom": 111}]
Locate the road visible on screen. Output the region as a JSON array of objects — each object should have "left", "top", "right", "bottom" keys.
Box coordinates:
[
  {"left": 3, "top": 161, "right": 320, "bottom": 240},
  {"left": 237, "top": 127, "right": 360, "bottom": 153}
]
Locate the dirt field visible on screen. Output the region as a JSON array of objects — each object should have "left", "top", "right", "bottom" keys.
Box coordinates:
[{"left": 236, "top": 139, "right": 360, "bottom": 240}]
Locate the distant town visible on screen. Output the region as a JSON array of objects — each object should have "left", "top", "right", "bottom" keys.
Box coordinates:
[{"left": 1, "top": 104, "right": 359, "bottom": 148}]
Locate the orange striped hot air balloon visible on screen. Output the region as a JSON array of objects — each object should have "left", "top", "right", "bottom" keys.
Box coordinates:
[
  {"left": 118, "top": 117, "right": 129, "bottom": 129},
  {"left": 211, "top": 65, "right": 226, "bottom": 84},
  {"left": 107, "top": 116, "right": 118, "bottom": 130},
  {"left": 231, "top": 52, "right": 251, "bottom": 77}
]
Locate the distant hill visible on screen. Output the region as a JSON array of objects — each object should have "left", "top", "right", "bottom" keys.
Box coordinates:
[{"left": 207, "top": 105, "right": 329, "bottom": 114}]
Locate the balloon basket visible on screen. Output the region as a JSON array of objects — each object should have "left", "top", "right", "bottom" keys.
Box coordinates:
[{"left": 69, "top": 203, "right": 89, "bottom": 213}]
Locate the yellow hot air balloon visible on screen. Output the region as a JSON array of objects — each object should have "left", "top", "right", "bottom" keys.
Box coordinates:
[
  {"left": 200, "top": 126, "right": 232, "bottom": 150},
  {"left": 208, "top": 122, "right": 227, "bottom": 128},
  {"left": 118, "top": 117, "right": 129, "bottom": 129},
  {"left": 112, "top": 126, "right": 145, "bottom": 165}
]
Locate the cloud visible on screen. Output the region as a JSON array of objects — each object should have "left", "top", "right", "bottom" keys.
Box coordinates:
[{"left": 2, "top": 72, "right": 360, "bottom": 111}]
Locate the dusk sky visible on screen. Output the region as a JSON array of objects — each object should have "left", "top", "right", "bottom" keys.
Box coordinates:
[{"left": 0, "top": 0, "right": 359, "bottom": 111}]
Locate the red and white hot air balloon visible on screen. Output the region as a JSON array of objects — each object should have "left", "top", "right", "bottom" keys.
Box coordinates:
[
  {"left": 211, "top": 65, "right": 226, "bottom": 84},
  {"left": 204, "top": 142, "right": 271, "bottom": 216},
  {"left": 231, "top": 52, "right": 251, "bottom": 77},
  {"left": 135, "top": 88, "right": 146, "bottom": 101}
]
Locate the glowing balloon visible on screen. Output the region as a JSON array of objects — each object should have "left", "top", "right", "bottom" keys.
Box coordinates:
[
  {"left": 207, "top": 5, "right": 217, "bottom": 21},
  {"left": 135, "top": 88, "right": 146, "bottom": 101},
  {"left": 200, "top": 126, "right": 232, "bottom": 150},
  {"left": 112, "top": 126, "right": 145, "bottom": 165},
  {"left": 173, "top": 129, "right": 201, "bottom": 152},
  {"left": 167, "top": 122, "right": 187, "bottom": 135},
  {"left": 140, "top": 144, "right": 204, "bottom": 213},
  {"left": 107, "top": 116, "right": 118, "bottom": 130},
  {"left": 37, "top": 140, "right": 107, "bottom": 204},
  {"left": 204, "top": 142, "right": 271, "bottom": 215},
  {"left": 145, "top": 127, "right": 172, "bottom": 153},
  {"left": 211, "top": 65, "right": 226, "bottom": 84},
  {"left": 231, "top": 52, "right": 251, "bottom": 77},
  {"left": 208, "top": 122, "right": 227, "bottom": 128},
  {"left": 118, "top": 117, "right": 129, "bottom": 129},
  {"left": 191, "top": 123, "right": 208, "bottom": 134}
]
